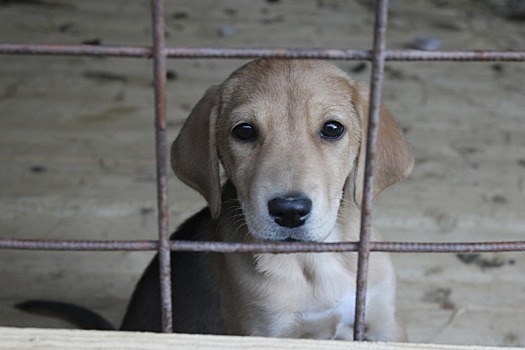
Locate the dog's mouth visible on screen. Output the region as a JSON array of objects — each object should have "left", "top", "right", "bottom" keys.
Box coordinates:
[
  {"left": 282, "top": 237, "right": 302, "bottom": 243},
  {"left": 261, "top": 236, "right": 309, "bottom": 243},
  {"left": 277, "top": 234, "right": 320, "bottom": 243}
]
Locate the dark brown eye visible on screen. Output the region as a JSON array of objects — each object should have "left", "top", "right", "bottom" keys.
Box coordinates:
[
  {"left": 321, "top": 120, "right": 345, "bottom": 140},
  {"left": 232, "top": 123, "right": 257, "bottom": 141}
]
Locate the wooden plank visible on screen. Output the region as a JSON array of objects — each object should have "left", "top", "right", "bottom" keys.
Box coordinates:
[{"left": 0, "top": 327, "right": 521, "bottom": 350}]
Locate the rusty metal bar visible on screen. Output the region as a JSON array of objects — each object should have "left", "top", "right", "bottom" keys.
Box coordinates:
[
  {"left": 165, "top": 48, "right": 525, "bottom": 62},
  {"left": 2, "top": 43, "right": 525, "bottom": 61},
  {"left": 370, "top": 241, "right": 525, "bottom": 253},
  {"left": 173, "top": 240, "right": 525, "bottom": 253},
  {"left": 0, "top": 44, "right": 151, "bottom": 57},
  {"left": 384, "top": 49, "right": 525, "bottom": 61},
  {"left": 2, "top": 238, "right": 525, "bottom": 253},
  {"left": 0, "top": 239, "right": 158, "bottom": 251},
  {"left": 353, "top": 0, "right": 389, "bottom": 341},
  {"left": 150, "top": 0, "right": 173, "bottom": 334}
]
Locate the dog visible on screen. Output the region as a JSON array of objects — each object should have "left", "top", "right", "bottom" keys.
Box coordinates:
[{"left": 17, "top": 59, "right": 413, "bottom": 341}]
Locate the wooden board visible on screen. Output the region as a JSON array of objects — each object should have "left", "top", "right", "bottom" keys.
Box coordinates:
[{"left": 0, "top": 327, "right": 522, "bottom": 350}]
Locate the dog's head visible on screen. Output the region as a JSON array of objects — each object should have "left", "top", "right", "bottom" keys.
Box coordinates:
[{"left": 171, "top": 59, "right": 413, "bottom": 242}]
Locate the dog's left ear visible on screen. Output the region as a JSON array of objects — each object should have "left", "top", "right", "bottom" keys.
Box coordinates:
[
  {"left": 351, "top": 82, "right": 414, "bottom": 206},
  {"left": 171, "top": 86, "right": 222, "bottom": 218}
]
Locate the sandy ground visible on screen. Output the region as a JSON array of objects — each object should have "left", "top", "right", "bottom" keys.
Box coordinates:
[{"left": 1, "top": 0, "right": 525, "bottom": 347}]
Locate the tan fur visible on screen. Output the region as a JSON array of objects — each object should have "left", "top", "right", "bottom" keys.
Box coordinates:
[{"left": 171, "top": 59, "right": 413, "bottom": 341}]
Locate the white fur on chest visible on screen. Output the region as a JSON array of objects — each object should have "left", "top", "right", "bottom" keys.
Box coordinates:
[
  {"left": 298, "top": 290, "right": 356, "bottom": 340},
  {"left": 252, "top": 252, "right": 358, "bottom": 339}
]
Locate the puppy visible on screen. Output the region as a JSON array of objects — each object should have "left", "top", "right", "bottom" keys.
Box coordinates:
[{"left": 18, "top": 59, "right": 413, "bottom": 341}]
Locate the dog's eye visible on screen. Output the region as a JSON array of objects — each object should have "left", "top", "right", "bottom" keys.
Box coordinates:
[
  {"left": 232, "top": 123, "right": 257, "bottom": 142},
  {"left": 320, "top": 121, "right": 345, "bottom": 140}
]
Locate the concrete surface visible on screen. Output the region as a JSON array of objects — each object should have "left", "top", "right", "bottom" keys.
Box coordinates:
[{"left": 1, "top": 0, "right": 524, "bottom": 347}]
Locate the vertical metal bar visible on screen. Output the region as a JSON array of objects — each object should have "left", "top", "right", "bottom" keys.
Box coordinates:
[
  {"left": 353, "top": 0, "right": 389, "bottom": 341},
  {"left": 150, "top": 0, "right": 173, "bottom": 333}
]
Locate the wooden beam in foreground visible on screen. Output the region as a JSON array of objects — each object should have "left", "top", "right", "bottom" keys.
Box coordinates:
[{"left": 0, "top": 327, "right": 519, "bottom": 350}]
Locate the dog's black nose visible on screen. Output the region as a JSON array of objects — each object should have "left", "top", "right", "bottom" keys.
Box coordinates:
[{"left": 268, "top": 195, "right": 312, "bottom": 228}]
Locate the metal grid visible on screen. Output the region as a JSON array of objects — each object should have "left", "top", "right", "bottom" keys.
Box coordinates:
[{"left": 1, "top": 0, "right": 525, "bottom": 342}]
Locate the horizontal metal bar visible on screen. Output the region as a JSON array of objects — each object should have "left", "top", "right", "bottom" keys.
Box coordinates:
[
  {"left": 170, "top": 240, "right": 361, "bottom": 253},
  {"left": 1, "top": 44, "right": 525, "bottom": 61},
  {"left": 371, "top": 241, "right": 525, "bottom": 253},
  {"left": 165, "top": 47, "right": 372, "bottom": 60},
  {"left": 385, "top": 49, "right": 525, "bottom": 61},
  {"left": 0, "top": 44, "right": 152, "bottom": 57},
  {"left": 0, "top": 239, "right": 158, "bottom": 251},
  {"left": 1, "top": 238, "right": 525, "bottom": 253}
]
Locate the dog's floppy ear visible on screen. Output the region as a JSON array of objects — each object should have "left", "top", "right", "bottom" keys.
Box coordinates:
[
  {"left": 351, "top": 82, "right": 414, "bottom": 206},
  {"left": 171, "top": 86, "right": 221, "bottom": 218}
]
